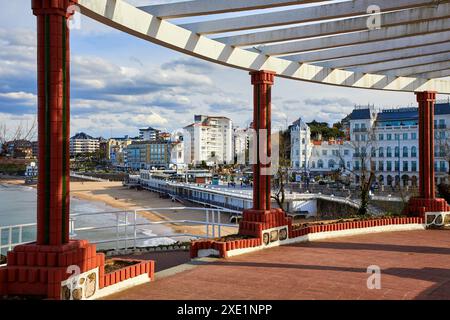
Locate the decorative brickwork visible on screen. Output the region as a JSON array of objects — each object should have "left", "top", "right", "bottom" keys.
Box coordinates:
[
  {"left": 190, "top": 217, "right": 425, "bottom": 259},
  {"left": 404, "top": 91, "right": 450, "bottom": 217}
]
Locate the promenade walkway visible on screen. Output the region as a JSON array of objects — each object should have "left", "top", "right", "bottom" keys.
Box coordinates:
[{"left": 106, "top": 230, "right": 450, "bottom": 300}]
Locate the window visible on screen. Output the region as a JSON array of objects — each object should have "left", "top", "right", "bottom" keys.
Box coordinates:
[
  {"left": 403, "top": 133, "right": 408, "bottom": 140},
  {"left": 328, "top": 159, "right": 336, "bottom": 169},
  {"left": 322, "top": 150, "right": 328, "bottom": 156},
  {"left": 354, "top": 161, "right": 360, "bottom": 170},
  {"left": 440, "top": 161, "right": 446, "bottom": 172},
  {"left": 355, "top": 134, "right": 360, "bottom": 141},
  {"left": 347, "top": 161, "right": 351, "bottom": 169},
  {"left": 394, "top": 133, "right": 400, "bottom": 140},
  {"left": 411, "top": 161, "right": 417, "bottom": 172},
  {"left": 395, "top": 146, "right": 399, "bottom": 157},
  {"left": 378, "top": 134, "right": 384, "bottom": 141},
  {"left": 395, "top": 161, "right": 400, "bottom": 172},
  {"left": 371, "top": 147, "right": 376, "bottom": 157},
  {"left": 403, "top": 161, "right": 408, "bottom": 172},
  {"left": 318, "top": 159, "right": 324, "bottom": 168},
  {"left": 411, "top": 146, "right": 417, "bottom": 157},
  {"left": 411, "top": 132, "right": 417, "bottom": 140},
  {"left": 311, "top": 161, "right": 316, "bottom": 168},
  {"left": 344, "top": 149, "right": 349, "bottom": 156},
  {"left": 403, "top": 146, "right": 408, "bottom": 157},
  {"left": 387, "top": 134, "right": 392, "bottom": 141},
  {"left": 379, "top": 147, "right": 384, "bottom": 157},
  {"left": 361, "top": 134, "right": 366, "bottom": 142},
  {"left": 387, "top": 147, "right": 392, "bottom": 157},
  {"left": 378, "top": 161, "right": 384, "bottom": 171},
  {"left": 387, "top": 161, "right": 392, "bottom": 171}
]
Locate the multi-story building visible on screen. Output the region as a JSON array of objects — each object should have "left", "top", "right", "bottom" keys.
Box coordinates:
[
  {"left": 184, "top": 115, "right": 233, "bottom": 165},
  {"left": 290, "top": 118, "right": 312, "bottom": 171},
  {"left": 5, "top": 140, "right": 33, "bottom": 159},
  {"left": 233, "top": 126, "right": 251, "bottom": 165},
  {"left": 101, "top": 136, "right": 135, "bottom": 167},
  {"left": 290, "top": 102, "right": 450, "bottom": 186},
  {"left": 139, "top": 127, "right": 160, "bottom": 141},
  {"left": 126, "top": 140, "right": 171, "bottom": 170},
  {"left": 69, "top": 132, "right": 100, "bottom": 156}
]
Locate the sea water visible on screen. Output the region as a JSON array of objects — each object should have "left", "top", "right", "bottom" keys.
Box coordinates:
[{"left": 0, "top": 183, "right": 177, "bottom": 253}]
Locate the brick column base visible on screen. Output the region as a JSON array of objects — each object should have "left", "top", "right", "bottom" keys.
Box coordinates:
[
  {"left": 403, "top": 197, "right": 450, "bottom": 218},
  {"left": 0, "top": 240, "right": 104, "bottom": 299},
  {"left": 239, "top": 208, "right": 292, "bottom": 238}
]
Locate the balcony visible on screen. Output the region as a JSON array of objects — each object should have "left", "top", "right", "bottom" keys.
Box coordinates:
[{"left": 352, "top": 128, "right": 367, "bottom": 133}]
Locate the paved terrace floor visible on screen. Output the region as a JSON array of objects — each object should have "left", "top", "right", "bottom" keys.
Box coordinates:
[{"left": 106, "top": 230, "right": 450, "bottom": 300}]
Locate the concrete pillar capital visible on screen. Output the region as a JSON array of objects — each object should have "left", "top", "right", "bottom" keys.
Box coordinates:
[
  {"left": 250, "top": 70, "right": 276, "bottom": 85},
  {"left": 415, "top": 91, "right": 437, "bottom": 103},
  {"left": 32, "top": 0, "right": 78, "bottom": 16}
]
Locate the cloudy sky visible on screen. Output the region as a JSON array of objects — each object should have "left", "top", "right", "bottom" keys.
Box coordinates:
[{"left": 0, "top": 0, "right": 443, "bottom": 139}]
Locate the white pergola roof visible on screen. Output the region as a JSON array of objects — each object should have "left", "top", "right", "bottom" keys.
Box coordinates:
[{"left": 77, "top": 0, "right": 450, "bottom": 93}]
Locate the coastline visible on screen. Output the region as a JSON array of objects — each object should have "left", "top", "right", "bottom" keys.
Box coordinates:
[{"left": 0, "top": 177, "right": 236, "bottom": 237}]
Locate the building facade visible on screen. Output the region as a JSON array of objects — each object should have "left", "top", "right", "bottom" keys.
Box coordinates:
[
  {"left": 139, "top": 127, "right": 160, "bottom": 141},
  {"left": 184, "top": 115, "right": 233, "bottom": 165},
  {"left": 69, "top": 132, "right": 100, "bottom": 156},
  {"left": 126, "top": 140, "right": 171, "bottom": 170},
  {"left": 290, "top": 102, "right": 450, "bottom": 186}
]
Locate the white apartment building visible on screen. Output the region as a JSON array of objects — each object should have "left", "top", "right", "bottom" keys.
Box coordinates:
[
  {"left": 69, "top": 132, "right": 100, "bottom": 156},
  {"left": 139, "top": 127, "right": 160, "bottom": 141},
  {"left": 290, "top": 118, "right": 312, "bottom": 170},
  {"left": 233, "top": 126, "right": 251, "bottom": 165},
  {"left": 184, "top": 115, "right": 233, "bottom": 165},
  {"left": 170, "top": 132, "right": 187, "bottom": 169},
  {"left": 290, "top": 102, "right": 450, "bottom": 186}
]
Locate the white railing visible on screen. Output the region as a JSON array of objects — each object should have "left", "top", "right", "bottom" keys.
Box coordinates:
[
  {"left": 0, "top": 207, "right": 240, "bottom": 255},
  {"left": 70, "top": 172, "right": 110, "bottom": 182},
  {"left": 0, "top": 223, "right": 36, "bottom": 254}
]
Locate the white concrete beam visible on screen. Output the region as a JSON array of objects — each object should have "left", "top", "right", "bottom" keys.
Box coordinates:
[
  {"left": 282, "top": 32, "right": 450, "bottom": 63},
  {"left": 138, "top": 0, "right": 326, "bottom": 19},
  {"left": 217, "top": 3, "right": 450, "bottom": 47},
  {"left": 413, "top": 70, "right": 450, "bottom": 79},
  {"left": 384, "top": 61, "right": 450, "bottom": 77},
  {"left": 181, "top": 0, "right": 439, "bottom": 35},
  {"left": 316, "top": 43, "right": 450, "bottom": 69},
  {"left": 255, "top": 18, "right": 450, "bottom": 56},
  {"left": 77, "top": 0, "right": 450, "bottom": 93},
  {"left": 348, "top": 52, "right": 450, "bottom": 74}
]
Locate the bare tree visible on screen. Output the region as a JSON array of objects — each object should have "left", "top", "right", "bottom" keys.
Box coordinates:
[
  {"left": 338, "top": 127, "right": 377, "bottom": 216},
  {"left": 271, "top": 129, "right": 290, "bottom": 210},
  {"left": 0, "top": 118, "right": 37, "bottom": 154}
]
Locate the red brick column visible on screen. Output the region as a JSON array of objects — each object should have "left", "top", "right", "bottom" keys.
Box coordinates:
[
  {"left": 417, "top": 91, "right": 436, "bottom": 199},
  {"left": 33, "top": 0, "right": 73, "bottom": 245},
  {"left": 250, "top": 70, "right": 275, "bottom": 211},
  {"left": 0, "top": 0, "right": 106, "bottom": 300},
  {"left": 403, "top": 91, "right": 450, "bottom": 217},
  {"left": 239, "top": 71, "right": 292, "bottom": 238}
]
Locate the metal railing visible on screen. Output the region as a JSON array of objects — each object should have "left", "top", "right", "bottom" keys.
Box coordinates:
[
  {"left": 0, "top": 207, "right": 240, "bottom": 255},
  {"left": 0, "top": 223, "right": 36, "bottom": 254}
]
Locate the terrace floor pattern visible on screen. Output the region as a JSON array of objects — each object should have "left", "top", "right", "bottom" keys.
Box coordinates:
[{"left": 105, "top": 230, "right": 450, "bottom": 300}]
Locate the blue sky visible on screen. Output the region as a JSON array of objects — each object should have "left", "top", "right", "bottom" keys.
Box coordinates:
[{"left": 0, "top": 0, "right": 436, "bottom": 139}]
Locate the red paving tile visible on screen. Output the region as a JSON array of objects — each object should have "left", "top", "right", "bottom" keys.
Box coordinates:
[{"left": 105, "top": 230, "right": 450, "bottom": 300}]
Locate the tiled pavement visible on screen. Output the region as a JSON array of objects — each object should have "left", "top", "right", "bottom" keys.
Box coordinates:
[{"left": 105, "top": 230, "right": 450, "bottom": 300}]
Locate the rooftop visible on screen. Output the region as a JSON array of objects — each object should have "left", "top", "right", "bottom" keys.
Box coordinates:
[{"left": 105, "top": 230, "right": 450, "bottom": 300}]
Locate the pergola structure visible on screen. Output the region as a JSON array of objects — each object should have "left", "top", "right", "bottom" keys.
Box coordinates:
[{"left": 1, "top": 0, "right": 450, "bottom": 299}]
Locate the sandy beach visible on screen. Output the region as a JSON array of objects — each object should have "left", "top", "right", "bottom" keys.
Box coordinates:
[{"left": 0, "top": 176, "right": 237, "bottom": 238}]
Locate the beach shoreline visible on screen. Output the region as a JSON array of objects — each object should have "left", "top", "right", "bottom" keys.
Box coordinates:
[{"left": 0, "top": 176, "right": 237, "bottom": 238}]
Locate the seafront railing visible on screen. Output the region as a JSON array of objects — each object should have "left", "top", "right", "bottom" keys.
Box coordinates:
[{"left": 0, "top": 207, "right": 240, "bottom": 256}]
